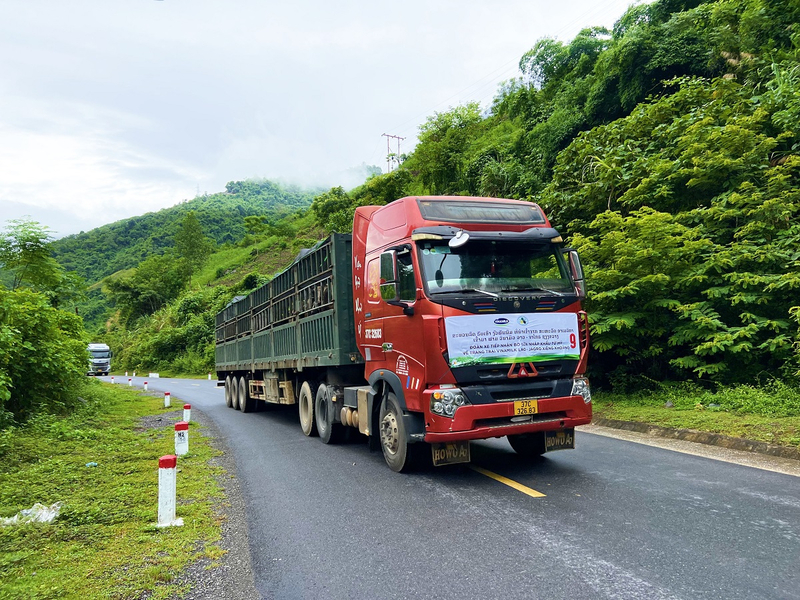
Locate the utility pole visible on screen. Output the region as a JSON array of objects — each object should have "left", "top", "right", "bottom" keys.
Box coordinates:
[{"left": 382, "top": 133, "right": 405, "bottom": 173}]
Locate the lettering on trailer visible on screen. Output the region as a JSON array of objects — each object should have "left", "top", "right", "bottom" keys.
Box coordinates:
[{"left": 444, "top": 313, "right": 580, "bottom": 368}]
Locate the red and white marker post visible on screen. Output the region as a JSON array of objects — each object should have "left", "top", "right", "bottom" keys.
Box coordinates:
[
  {"left": 174, "top": 421, "right": 189, "bottom": 456},
  {"left": 164, "top": 391, "right": 171, "bottom": 408},
  {"left": 144, "top": 380, "right": 148, "bottom": 391},
  {"left": 183, "top": 404, "right": 191, "bottom": 423},
  {"left": 156, "top": 455, "right": 183, "bottom": 527},
  {"left": 128, "top": 377, "right": 132, "bottom": 386},
  {"left": 110, "top": 376, "right": 115, "bottom": 384}
]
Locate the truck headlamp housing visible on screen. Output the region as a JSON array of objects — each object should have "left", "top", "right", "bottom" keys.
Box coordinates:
[
  {"left": 430, "top": 388, "right": 470, "bottom": 417},
  {"left": 572, "top": 377, "right": 591, "bottom": 403}
]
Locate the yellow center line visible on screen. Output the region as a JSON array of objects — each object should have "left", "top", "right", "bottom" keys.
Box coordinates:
[{"left": 469, "top": 465, "right": 546, "bottom": 498}]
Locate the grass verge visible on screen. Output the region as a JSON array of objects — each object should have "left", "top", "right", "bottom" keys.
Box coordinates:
[
  {"left": 593, "top": 380, "right": 800, "bottom": 448},
  {"left": 0, "top": 380, "right": 224, "bottom": 599}
]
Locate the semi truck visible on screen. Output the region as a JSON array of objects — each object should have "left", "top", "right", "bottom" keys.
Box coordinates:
[
  {"left": 215, "top": 196, "right": 591, "bottom": 472},
  {"left": 87, "top": 343, "right": 112, "bottom": 376}
]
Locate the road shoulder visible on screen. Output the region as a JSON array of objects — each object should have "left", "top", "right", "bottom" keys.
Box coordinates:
[{"left": 583, "top": 422, "right": 800, "bottom": 477}]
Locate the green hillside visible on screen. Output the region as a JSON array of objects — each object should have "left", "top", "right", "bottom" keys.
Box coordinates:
[
  {"left": 51, "top": 179, "right": 320, "bottom": 284},
  {"left": 42, "top": 0, "right": 800, "bottom": 392}
]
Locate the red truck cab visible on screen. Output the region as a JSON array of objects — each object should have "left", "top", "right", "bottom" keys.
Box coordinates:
[{"left": 352, "top": 196, "right": 591, "bottom": 471}]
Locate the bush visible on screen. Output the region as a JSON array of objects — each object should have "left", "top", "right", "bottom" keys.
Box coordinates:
[{"left": 0, "top": 289, "right": 89, "bottom": 423}]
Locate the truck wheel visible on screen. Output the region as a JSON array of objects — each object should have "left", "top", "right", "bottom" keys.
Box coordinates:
[
  {"left": 507, "top": 432, "right": 547, "bottom": 457},
  {"left": 238, "top": 376, "right": 252, "bottom": 413},
  {"left": 225, "top": 376, "right": 233, "bottom": 407},
  {"left": 315, "top": 384, "right": 343, "bottom": 444},
  {"left": 231, "top": 376, "right": 240, "bottom": 410},
  {"left": 298, "top": 381, "right": 318, "bottom": 437},
  {"left": 379, "top": 392, "right": 424, "bottom": 473}
]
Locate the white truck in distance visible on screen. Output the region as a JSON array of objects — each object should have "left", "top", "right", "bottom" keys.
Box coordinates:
[{"left": 87, "top": 343, "right": 112, "bottom": 376}]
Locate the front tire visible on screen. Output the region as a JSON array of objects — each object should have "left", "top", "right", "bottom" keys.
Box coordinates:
[
  {"left": 507, "top": 432, "right": 547, "bottom": 458},
  {"left": 379, "top": 392, "right": 424, "bottom": 473},
  {"left": 298, "top": 381, "right": 318, "bottom": 437}
]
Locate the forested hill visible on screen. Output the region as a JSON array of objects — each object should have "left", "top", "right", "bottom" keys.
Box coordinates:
[
  {"left": 56, "top": 0, "right": 799, "bottom": 391},
  {"left": 51, "top": 179, "right": 320, "bottom": 283}
]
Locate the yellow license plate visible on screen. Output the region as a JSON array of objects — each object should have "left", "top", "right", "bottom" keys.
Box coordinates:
[{"left": 514, "top": 400, "right": 539, "bottom": 415}]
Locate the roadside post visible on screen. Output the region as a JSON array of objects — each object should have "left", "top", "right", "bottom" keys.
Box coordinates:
[
  {"left": 164, "top": 391, "right": 171, "bottom": 408},
  {"left": 183, "top": 404, "right": 191, "bottom": 422},
  {"left": 156, "top": 455, "right": 183, "bottom": 527},
  {"left": 174, "top": 421, "right": 189, "bottom": 456},
  {"left": 144, "top": 380, "right": 148, "bottom": 391}
]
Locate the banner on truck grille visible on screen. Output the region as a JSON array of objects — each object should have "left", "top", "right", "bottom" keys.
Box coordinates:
[{"left": 444, "top": 313, "right": 580, "bottom": 368}]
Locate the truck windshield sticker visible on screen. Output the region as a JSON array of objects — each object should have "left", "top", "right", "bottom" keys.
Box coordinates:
[{"left": 444, "top": 313, "right": 579, "bottom": 367}]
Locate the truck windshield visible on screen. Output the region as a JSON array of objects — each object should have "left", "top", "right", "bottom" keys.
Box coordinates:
[
  {"left": 90, "top": 351, "right": 111, "bottom": 359},
  {"left": 418, "top": 240, "right": 573, "bottom": 296}
]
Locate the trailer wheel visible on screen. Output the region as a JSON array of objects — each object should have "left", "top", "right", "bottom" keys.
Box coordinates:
[
  {"left": 507, "top": 432, "right": 547, "bottom": 458},
  {"left": 225, "top": 376, "right": 233, "bottom": 407},
  {"left": 238, "top": 376, "right": 252, "bottom": 413},
  {"left": 379, "top": 392, "right": 424, "bottom": 473},
  {"left": 298, "top": 381, "right": 318, "bottom": 437},
  {"left": 231, "top": 376, "right": 240, "bottom": 410},
  {"left": 315, "top": 384, "right": 343, "bottom": 444}
]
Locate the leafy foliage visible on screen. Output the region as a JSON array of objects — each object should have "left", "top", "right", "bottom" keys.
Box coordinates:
[{"left": 0, "top": 289, "right": 88, "bottom": 424}]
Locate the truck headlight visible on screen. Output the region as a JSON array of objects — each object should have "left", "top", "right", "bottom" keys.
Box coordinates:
[
  {"left": 572, "top": 377, "right": 591, "bottom": 403},
  {"left": 430, "top": 388, "right": 470, "bottom": 417}
]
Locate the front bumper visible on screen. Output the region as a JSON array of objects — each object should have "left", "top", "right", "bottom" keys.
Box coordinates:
[{"left": 424, "top": 394, "right": 591, "bottom": 443}]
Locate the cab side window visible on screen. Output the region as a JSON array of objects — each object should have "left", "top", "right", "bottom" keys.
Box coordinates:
[{"left": 397, "top": 250, "right": 416, "bottom": 302}]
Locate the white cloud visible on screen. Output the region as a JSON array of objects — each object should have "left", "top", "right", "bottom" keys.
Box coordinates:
[{"left": 0, "top": 0, "right": 640, "bottom": 237}]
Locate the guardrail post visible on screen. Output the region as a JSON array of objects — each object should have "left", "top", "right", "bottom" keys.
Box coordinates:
[
  {"left": 157, "top": 455, "right": 183, "bottom": 527},
  {"left": 174, "top": 421, "right": 189, "bottom": 456}
]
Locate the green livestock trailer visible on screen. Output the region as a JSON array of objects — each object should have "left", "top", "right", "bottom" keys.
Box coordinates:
[{"left": 215, "top": 234, "right": 364, "bottom": 412}]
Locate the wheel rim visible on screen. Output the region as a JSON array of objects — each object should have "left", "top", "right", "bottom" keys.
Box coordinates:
[{"left": 380, "top": 410, "right": 400, "bottom": 456}]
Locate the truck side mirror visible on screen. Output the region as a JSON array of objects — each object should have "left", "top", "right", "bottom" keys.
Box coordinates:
[{"left": 565, "top": 249, "right": 586, "bottom": 299}]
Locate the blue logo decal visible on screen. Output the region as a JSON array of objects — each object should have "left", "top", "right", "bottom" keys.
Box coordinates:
[{"left": 494, "top": 318, "right": 510, "bottom": 326}]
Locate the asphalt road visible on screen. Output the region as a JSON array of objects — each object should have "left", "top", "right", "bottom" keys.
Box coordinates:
[{"left": 108, "top": 376, "right": 800, "bottom": 599}]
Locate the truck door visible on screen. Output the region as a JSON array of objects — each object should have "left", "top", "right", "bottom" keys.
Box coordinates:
[{"left": 379, "top": 245, "right": 427, "bottom": 413}]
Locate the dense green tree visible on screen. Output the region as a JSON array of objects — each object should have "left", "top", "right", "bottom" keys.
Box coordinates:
[
  {"left": 0, "top": 288, "right": 88, "bottom": 424},
  {"left": 174, "top": 211, "right": 214, "bottom": 275},
  {"left": 105, "top": 254, "right": 190, "bottom": 325}
]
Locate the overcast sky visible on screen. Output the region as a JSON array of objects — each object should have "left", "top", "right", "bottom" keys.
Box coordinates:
[{"left": 0, "top": 0, "right": 638, "bottom": 238}]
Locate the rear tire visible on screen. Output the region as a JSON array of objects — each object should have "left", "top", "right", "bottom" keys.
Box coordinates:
[
  {"left": 231, "top": 376, "right": 240, "bottom": 410},
  {"left": 238, "top": 376, "right": 252, "bottom": 413},
  {"left": 225, "top": 376, "right": 233, "bottom": 408},
  {"left": 315, "top": 383, "right": 343, "bottom": 444},
  {"left": 507, "top": 432, "right": 547, "bottom": 458},
  {"left": 298, "top": 381, "right": 318, "bottom": 437}
]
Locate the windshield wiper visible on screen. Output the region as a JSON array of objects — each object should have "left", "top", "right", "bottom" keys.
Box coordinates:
[
  {"left": 431, "top": 288, "right": 499, "bottom": 298},
  {"left": 500, "top": 286, "right": 566, "bottom": 296}
]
